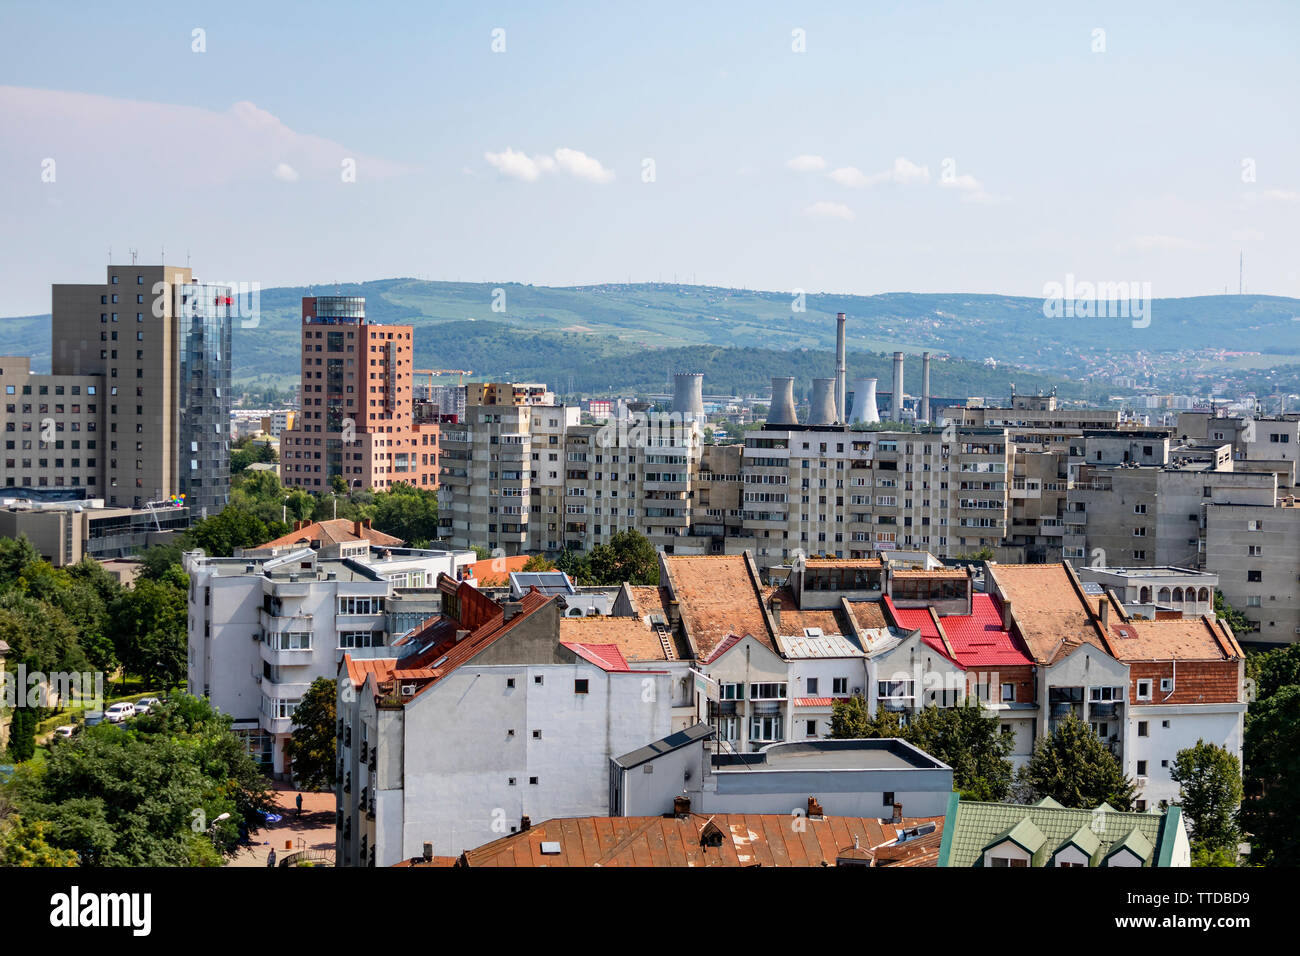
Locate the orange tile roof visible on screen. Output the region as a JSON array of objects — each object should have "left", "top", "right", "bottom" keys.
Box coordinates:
[
  {"left": 1110, "top": 616, "right": 1241, "bottom": 662},
  {"left": 258, "top": 518, "right": 403, "bottom": 550},
  {"left": 467, "top": 554, "right": 531, "bottom": 587},
  {"left": 456, "top": 812, "right": 943, "bottom": 867},
  {"left": 846, "top": 600, "right": 889, "bottom": 631},
  {"left": 768, "top": 586, "right": 853, "bottom": 638},
  {"left": 344, "top": 656, "right": 398, "bottom": 687},
  {"left": 986, "top": 563, "right": 1115, "bottom": 664},
  {"left": 558, "top": 617, "right": 676, "bottom": 662},
  {"left": 662, "top": 555, "right": 774, "bottom": 658},
  {"left": 626, "top": 585, "right": 671, "bottom": 621}
]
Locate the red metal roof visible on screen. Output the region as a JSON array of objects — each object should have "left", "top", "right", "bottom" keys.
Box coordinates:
[
  {"left": 793, "top": 697, "right": 839, "bottom": 707},
  {"left": 560, "top": 642, "right": 632, "bottom": 672},
  {"left": 885, "top": 594, "right": 1033, "bottom": 669}
]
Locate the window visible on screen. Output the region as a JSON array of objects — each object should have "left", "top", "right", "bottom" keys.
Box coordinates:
[
  {"left": 529, "top": 777, "right": 538, "bottom": 785},
  {"left": 749, "top": 715, "right": 783, "bottom": 741},
  {"left": 506, "top": 678, "right": 515, "bottom": 688},
  {"left": 805, "top": 720, "right": 817, "bottom": 736},
  {"left": 990, "top": 856, "right": 1028, "bottom": 868},
  {"left": 1135, "top": 800, "right": 1147, "bottom": 812},
  {"left": 883, "top": 791, "right": 895, "bottom": 806},
  {"left": 532, "top": 730, "right": 541, "bottom": 739},
  {"left": 574, "top": 679, "right": 588, "bottom": 694},
  {"left": 1160, "top": 678, "right": 1173, "bottom": 692},
  {"left": 1136, "top": 680, "right": 1152, "bottom": 701},
  {"left": 338, "top": 630, "right": 384, "bottom": 648},
  {"left": 1137, "top": 760, "right": 1148, "bottom": 776},
  {"left": 1001, "top": 682, "right": 1015, "bottom": 702},
  {"left": 337, "top": 595, "right": 384, "bottom": 615},
  {"left": 832, "top": 677, "right": 848, "bottom": 695},
  {"left": 749, "top": 682, "right": 787, "bottom": 700},
  {"left": 806, "top": 677, "right": 819, "bottom": 695},
  {"left": 1138, "top": 721, "right": 1149, "bottom": 737},
  {"left": 1248, "top": 570, "right": 1262, "bottom": 582},
  {"left": 718, "top": 682, "right": 743, "bottom": 700},
  {"left": 534, "top": 675, "right": 544, "bottom": 685}
]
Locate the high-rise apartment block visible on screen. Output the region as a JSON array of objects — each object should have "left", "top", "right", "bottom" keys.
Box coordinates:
[
  {"left": 280, "top": 296, "right": 439, "bottom": 493},
  {"left": 2, "top": 265, "right": 231, "bottom": 515}
]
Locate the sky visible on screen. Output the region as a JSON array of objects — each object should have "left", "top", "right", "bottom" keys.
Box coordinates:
[{"left": 1, "top": 0, "right": 1297, "bottom": 315}]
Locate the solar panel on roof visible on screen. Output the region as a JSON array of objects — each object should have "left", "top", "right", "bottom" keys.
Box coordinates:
[{"left": 1080, "top": 582, "right": 1104, "bottom": 595}]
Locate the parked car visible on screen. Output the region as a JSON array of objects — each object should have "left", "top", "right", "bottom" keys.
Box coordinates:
[
  {"left": 52, "top": 725, "right": 76, "bottom": 740},
  {"left": 104, "top": 702, "right": 137, "bottom": 723},
  {"left": 135, "top": 697, "right": 160, "bottom": 715},
  {"left": 83, "top": 710, "right": 104, "bottom": 727}
]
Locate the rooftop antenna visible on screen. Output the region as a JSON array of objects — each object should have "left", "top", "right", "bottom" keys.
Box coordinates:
[{"left": 129, "top": 248, "right": 138, "bottom": 265}]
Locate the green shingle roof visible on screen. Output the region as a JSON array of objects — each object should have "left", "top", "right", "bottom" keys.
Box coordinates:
[{"left": 940, "top": 799, "right": 1176, "bottom": 867}]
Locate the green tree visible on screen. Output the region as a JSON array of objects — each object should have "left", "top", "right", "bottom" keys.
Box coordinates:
[
  {"left": 1016, "top": 715, "right": 1137, "bottom": 810},
  {"left": 554, "top": 549, "right": 592, "bottom": 585},
  {"left": 1240, "top": 684, "right": 1300, "bottom": 867},
  {"left": 586, "top": 529, "right": 659, "bottom": 585},
  {"left": 1214, "top": 592, "right": 1252, "bottom": 640},
  {"left": 136, "top": 543, "right": 186, "bottom": 582},
  {"left": 1246, "top": 642, "right": 1300, "bottom": 702},
  {"left": 1170, "top": 740, "right": 1242, "bottom": 854},
  {"left": 829, "top": 696, "right": 906, "bottom": 739},
  {"left": 0, "top": 535, "right": 39, "bottom": 589},
  {"left": 5, "top": 706, "right": 37, "bottom": 762},
  {"left": 186, "top": 508, "right": 279, "bottom": 556},
  {"left": 109, "top": 572, "right": 188, "bottom": 688},
  {"left": 906, "top": 700, "right": 1015, "bottom": 800},
  {"left": 0, "top": 593, "right": 88, "bottom": 675},
  {"left": 522, "top": 554, "right": 557, "bottom": 572},
  {"left": 368, "top": 482, "right": 439, "bottom": 544},
  {"left": 0, "top": 816, "right": 79, "bottom": 867},
  {"left": 286, "top": 678, "right": 338, "bottom": 792}
]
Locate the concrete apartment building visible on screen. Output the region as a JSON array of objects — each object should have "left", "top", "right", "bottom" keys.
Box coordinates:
[
  {"left": 1205, "top": 496, "right": 1300, "bottom": 645},
  {"left": 1062, "top": 430, "right": 1276, "bottom": 568},
  {"left": 0, "top": 497, "right": 190, "bottom": 565},
  {"left": 185, "top": 542, "right": 473, "bottom": 776},
  {"left": 2, "top": 264, "right": 232, "bottom": 516},
  {"left": 280, "top": 296, "right": 439, "bottom": 494}
]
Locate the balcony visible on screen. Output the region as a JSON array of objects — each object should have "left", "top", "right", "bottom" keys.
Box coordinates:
[{"left": 259, "top": 641, "right": 314, "bottom": 667}]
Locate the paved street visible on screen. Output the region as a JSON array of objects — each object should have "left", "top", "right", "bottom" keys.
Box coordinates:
[{"left": 228, "top": 784, "right": 336, "bottom": 868}]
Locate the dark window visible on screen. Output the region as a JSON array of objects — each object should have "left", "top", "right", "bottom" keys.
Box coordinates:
[{"left": 574, "top": 679, "right": 589, "bottom": 694}]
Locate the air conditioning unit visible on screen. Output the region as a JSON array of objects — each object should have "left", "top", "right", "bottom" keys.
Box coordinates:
[
  {"left": 401, "top": 684, "right": 415, "bottom": 696},
  {"left": 852, "top": 687, "right": 862, "bottom": 696}
]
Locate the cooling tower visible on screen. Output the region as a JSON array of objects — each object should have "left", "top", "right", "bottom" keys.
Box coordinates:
[
  {"left": 849, "top": 377, "right": 880, "bottom": 425},
  {"left": 808, "top": 378, "right": 838, "bottom": 426},
  {"left": 835, "top": 312, "right": 847, "bottom": 424},
  {"left": 920, "top": 352, "right": 931, "bottom": 423},
  {"left": 672, "top": 372, "right": 705, "bottom": 419},
  {"left": 890, "top": 352, "right": 904, "bottom": 422},
  {"left": 769, "top": 376, "right": 798, "bottom": 425}
]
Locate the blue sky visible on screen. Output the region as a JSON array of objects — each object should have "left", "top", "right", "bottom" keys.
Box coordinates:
[{"left": 1, "top": 0, "right": 1297, "bottom": 314}]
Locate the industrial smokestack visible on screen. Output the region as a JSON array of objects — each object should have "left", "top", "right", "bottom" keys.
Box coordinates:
[
  {"left": 920, "top": 352, "right": 931, "bottom": 423},
  {"left": 849, "top": 378, "right": 880, "bottom": 424},
  {"left": 672, "top": 372, "right": 705, "bottom": 419},
  {"left": 808, "top": 378, "right": 838, "bottom": 426},
  {"left": 835, "top": 312, "right": 847, "bottom": 424},
  {"left": 891, "top": 352, "right": 904, "bottom": 422},
  {"left": 768, "top": 376, "right": 798, "bottom": 425}
]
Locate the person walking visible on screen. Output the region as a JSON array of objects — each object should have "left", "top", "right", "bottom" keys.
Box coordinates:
[
  {"left": 267, "top": 848, "right": 277, "bottom": 868},
  {"left": 295, "top": 793, "right": 303, "bottom": 818}
]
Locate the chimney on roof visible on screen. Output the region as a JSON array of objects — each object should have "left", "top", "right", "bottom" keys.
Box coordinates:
[
  {"left": 768, "top": 594, "right": 782, "bottom": 633},
  {"left": 892, "top": 801, "right": 903, "bottom": 824},
  {"left": 808, "top": 796, "right": 824, "bottom": 819},
  {"left": 354, "top": 520, "right": 363, "bottom": 538},
  {"left": 502, "top": 601, "right": 523, "bottom": 622},
  {"left": 673, "top": 795, "right": 691, "bottom": 818},
  {"left": 455, "top": 629, "right": 471, "bottom": 643},
  {"left": 422, "top": 842, "right": 433, "bottom": 863},
  {"left": 520, "top": 815, "right": 531, "bottom": 832},
  {"left": 1001, "top": 599, "right": 1013, "bottom": 630},
  {"left": 1099, "top": 597, "right": 1109, "bottom": 631}
]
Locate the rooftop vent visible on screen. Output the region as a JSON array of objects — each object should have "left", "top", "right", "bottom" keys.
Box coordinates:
[{"left": 539, "top": 841, "right": 561, "bottom": 855}]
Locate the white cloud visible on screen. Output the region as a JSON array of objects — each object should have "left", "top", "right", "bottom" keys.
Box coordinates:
[
  {"left": 272, "top": 162, "right": 299, "bottom": 182},
  {"left": 484, "top": 147, "right": 547, "bottom": 181},
  {"left": 554, "top": 147, "right": 614, "bottom": 183},
  {"left": 826, "top": 157, "right": 931, "bottom": 188},
  {"left": 787, "top": 154, "right": 827, "bottom": 172},
  {"left": 804, "top": 201, "right": 854, "bottom": 221},
  {"left": 939, "top": 171, "right": 997, "bottom": 203},
  {"left": 0, "top": 86, "right": 412, "bottom": 188},
  {"left": 484, "top": 147, "right": 612, "bottom": 183}
]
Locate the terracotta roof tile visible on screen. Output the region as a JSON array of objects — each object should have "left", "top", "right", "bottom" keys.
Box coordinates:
[
  {"left": 558, "top": 617, "right": 674, "bottom": 662},
  {"left": 1110, "top": 616, "right": 1240, "bottom": 662},
  {"left": 258, "top": 518, "right": 403, "bottom": 550},
  {"left": 986, "top": 564, "right": 1112, "bottom": 664},
  {"left": 662, "top": 555, "right": 774, "bottom": 659},
  {"left": 846, "top": 600, "right": 889, "bottom": 631}
]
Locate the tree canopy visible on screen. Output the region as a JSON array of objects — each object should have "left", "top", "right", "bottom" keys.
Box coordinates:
[
  {"left": 286, "top": 678, "right": 337, "bottom": 792},
  {"left": 1015, "top": 715, "right": 1136, "bottom": 810}
]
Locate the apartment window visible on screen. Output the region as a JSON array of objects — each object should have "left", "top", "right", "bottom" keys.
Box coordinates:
[
  {"left": 1138, "top": 721, "right": 1149, "bottom": 737},
  {"left": 534, "top": 675, "right": 544, "bottom": 685},
  {"left": 883, "top": 791, "right": 895, "bottom": 806},
  {"left": 718, "top": 682, "right": 743, "bottom": 700},
  {"left": 1137, "top": 760, "right": 1148, "bottom": 776},
  {"left": 1248, "top": 570, "right": 1262, "bottom": 582},
  {"left": 749, "top": 682, "right": 787, "bottom": 700},
  {"left": 1001, "top": 682, "right": 1015, "bottom": 702},
  {"left": 506, "top": 678, "right": 515, "bottom": 688},
  {"left": 832, "top": 677, "right": 848, "bottom": 695},
  {"left": 529, "top": 777, "right": 538, "bottom": 785},
  {"left": 990, "top": 857, "right": 1028, "bottom": 868},
  {"left": 806, "top": 677, "right": 819, "bottom": 695},
  {"left": 749, "top": 715, "right": 783, "bottom": 742},
  {"left": 1160, "top": 678, "right": 1173, "bottom": 692},
  {"left": 1136, "top": 800, "right": 1147, "bottom": 812},
  {"left": 1136, "top": 680, "right": 1152, "bottom": 700},
  {"left": 805, "top": 720, "right": 817, "bottom": 736},
  {"left": 532, "top": 730, "right": 541, "bottom": 739},
  {"left": 574, "top": 679, "right": 588, "bottom": 694}
]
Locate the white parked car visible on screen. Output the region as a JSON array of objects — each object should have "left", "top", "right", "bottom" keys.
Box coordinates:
[
  {"left": 104, "top": 702, "right": 137, "bottom": 723},
  {"left": 53, "top": 725, "right": 76, "bottom": 740},
  {"left": 135, "top": 697, "right": 160, "bottom": 715}
]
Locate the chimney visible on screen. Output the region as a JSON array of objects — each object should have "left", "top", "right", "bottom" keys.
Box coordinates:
[
  {"left": 1099, "top": 598, "right": 1109, "bottom": 631},
  {"left": 920, "top": 352, "right": 931, "bottom": 423},
  {"left": 1001, "top": 599, "right": 1013, "bottom": 630},
  {"left": 455, "top": 629, "right": 471, "bottom": 643},
  {"left": 354, "top": 520, "right": 363, "bottom": 538},
  {"left": 891, "top": 352, "right": 904, "bottom": 422},
  {"left": 422, "top": 842, "right": 433, "bottom": 862},
  {"left": 768, "top": 594, "right": 782, "bottom": 634},
  {"left": 520, "top": 815, "right": 531, "bottom": 832},
  {"left": 503, "top": 601, "right": 523, "bottom": 622},
  {"left": 835, "top": 312, "right": 847, "bottom": 424},
  {"left": 892, "top": 802, "right": 903, "bottom": 824},
  {"left": 808, "top": 795, "right": 824, "bottom": 819},
  {"left": 673, "top": 795, "right": 691, "bottom": 817}
]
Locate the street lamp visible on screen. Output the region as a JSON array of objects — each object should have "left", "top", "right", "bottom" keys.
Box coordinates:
[{"left": 207, "top": 811, "right": 232, "bottom": 847}]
